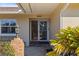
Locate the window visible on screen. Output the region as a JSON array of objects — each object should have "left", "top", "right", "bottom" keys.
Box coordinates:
[{"left": 0, "top": 19, "right": 17, "bottom": 36}]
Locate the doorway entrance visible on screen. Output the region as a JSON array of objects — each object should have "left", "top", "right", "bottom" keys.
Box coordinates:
[{"left": 30, "top": 18, "right": 49, "bottom": 42}]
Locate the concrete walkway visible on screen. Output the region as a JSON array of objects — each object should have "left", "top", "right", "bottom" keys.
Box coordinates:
[{"left": 24, "top": 46, "right": 46, "bottom": 56}]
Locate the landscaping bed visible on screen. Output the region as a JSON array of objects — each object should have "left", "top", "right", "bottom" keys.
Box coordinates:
[{"left": 0, "top": 41, "right": 15, "bottom": 56}]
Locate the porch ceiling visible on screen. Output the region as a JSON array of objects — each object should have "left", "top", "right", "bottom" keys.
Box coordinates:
[{"left": 17, "top": 3, "right": 59, "bottom": 15}]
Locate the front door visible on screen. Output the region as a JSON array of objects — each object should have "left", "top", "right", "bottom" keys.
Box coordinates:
[{"left": 30, "top": 18, "right": 49, "bottom": 41}]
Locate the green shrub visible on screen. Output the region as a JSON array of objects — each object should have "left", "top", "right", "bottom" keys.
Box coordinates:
[
  {"left": 0, "top": 41, "right": 15, "bottom": 56},
  {"left": 47, "top": 26, "right": 79, "bottom": 56}
]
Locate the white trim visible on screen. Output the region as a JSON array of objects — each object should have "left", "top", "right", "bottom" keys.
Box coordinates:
[
  {"left": 38, "top": 19, "right": 40, "bottom": 41},
  {"left": 29, "top": 20, "right": 31, "bottom": 41},
  {"left": 39, "top": 19, "right": 49, "bottom": 41},
  {"left": 0, "top": 34, "right": 16, "bottom": 36},
  {"left": 0, "top": 19, "right": 17, "bottom": 36},
  {"left": 47, "top": 20, "right": 49, "bottom": 41}
]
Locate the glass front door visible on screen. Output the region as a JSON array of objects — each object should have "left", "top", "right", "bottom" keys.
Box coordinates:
[
  {"left": 31, "top": 20, "right": 38, "bottom": 40},
  {"left": 30, "top": 19, "right": 49, "bottom": 41},
  {"left": 39, "top": 20, "right": 48, "bottom": 40}
]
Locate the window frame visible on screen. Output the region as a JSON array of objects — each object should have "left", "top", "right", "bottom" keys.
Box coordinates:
[{"left": 0, "top": 19, "right": 17, "bottom": 36}]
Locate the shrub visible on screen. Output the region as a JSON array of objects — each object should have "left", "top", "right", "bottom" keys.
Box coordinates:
[
  {"left": 47, "top": 26, "right": 79, "bottom": 56},
  {"left": 0, "top": 41, "right": 15, "bottom": 56}
]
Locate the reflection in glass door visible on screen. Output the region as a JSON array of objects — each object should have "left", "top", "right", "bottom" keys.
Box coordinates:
[
  {"left": 30, "top": 19, "right": 49, "bottom": 41},
  {"left": 39, "top": 20, "right": 47, "bottom": 40},
  {"left": 31, "top": 20, "right": 38, "bottom": 40}
]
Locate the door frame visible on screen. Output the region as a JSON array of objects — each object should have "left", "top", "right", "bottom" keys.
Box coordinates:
[{"left": 29, "top": 18, "right": 49, "bottom": 42}]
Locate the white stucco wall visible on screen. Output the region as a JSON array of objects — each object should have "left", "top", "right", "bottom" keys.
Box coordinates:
[
  {"left": 50, "top": 15, "right": 60, "bottom": 39},
  {"left": 49, "top": 4, "right": 65, "bottom": 39},
  {"left": 60, "top": 17, "right": 79, "bottom": 28},
  {"left": 0, "top": 14, "right": 29, "bottom": 46},
  {"left": 61, "top": 10, "right": 79, "bottom": 17},
  {"left": 17, "top": 18, "right": 29, "bottom": 46}
]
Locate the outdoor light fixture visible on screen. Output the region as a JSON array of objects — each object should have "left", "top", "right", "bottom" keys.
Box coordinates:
[
  {"left": 18, "top": 9, "right": 22, "bottom": 12},
  {"left": 16, "top": 24, "right": 19, "bottom": 38},
  {"left": 17, "top": 9, "right": 22, "bottom": 13}
]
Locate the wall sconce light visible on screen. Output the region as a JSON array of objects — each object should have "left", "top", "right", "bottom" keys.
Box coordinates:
[{"left": 16, "top": 24, "right": 19, "bottom": 38}]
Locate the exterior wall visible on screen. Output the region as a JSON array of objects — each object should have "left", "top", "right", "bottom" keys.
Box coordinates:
[
  {"left": 60, "top": 17, "right": 79, "bottom": 28},
  {"left": 60, "top": 4, "right": 79, "bottom": 28},
  {"left": 0, "top": 14, "right": 29, "bottom": 46},
  {"left": 61, "top": 10, "right": 79, "bottom": 17},
  {"left": 50, "top": 4, "right": 65, "bottom": 39},
  {"left": 50, "top": 16, "right": 60, "bottom": 39}
]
